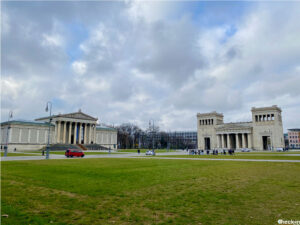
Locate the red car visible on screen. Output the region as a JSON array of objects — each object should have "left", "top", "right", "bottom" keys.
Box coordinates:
[{"left": 65, "top": 149, "right": 85, "bottom": 158}]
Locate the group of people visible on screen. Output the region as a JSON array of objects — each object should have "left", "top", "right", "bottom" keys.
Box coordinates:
[
  {"left": 189, "top": 149, "right": 205, "bottom": 155},
  {"left": 188, "top": 149, "right": 235, "bottom": 155}
]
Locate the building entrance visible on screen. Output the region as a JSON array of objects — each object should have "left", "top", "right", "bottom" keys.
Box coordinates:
[
  {"left": 204, "top": 137, "right": 211, "bottom": 150},
  {"left": 262, "top": 136, "right": 271, "bottom": 150}
]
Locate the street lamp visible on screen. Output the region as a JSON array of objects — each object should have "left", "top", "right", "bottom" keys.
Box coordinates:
[
  {"left": 149, "top": 119, "right": 155, "bottom": 152},
  {"left": 45, "top": 101, "right": 52, "bottom": 159},
  {"left": 4, "top": 111, "right": 13, "bottom": 157}
]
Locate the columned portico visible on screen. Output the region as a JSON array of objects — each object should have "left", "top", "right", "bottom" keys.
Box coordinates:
[
  {"left": 215, "top": 131, "right": 252, "bottom": 149},
  {"left": 37, "top": 111, "right": 98, "bottom": 145}
]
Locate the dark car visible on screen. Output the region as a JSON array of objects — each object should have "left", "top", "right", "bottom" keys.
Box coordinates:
[{"left": 65, "top": 149, "right": 85, "bottom": 158}]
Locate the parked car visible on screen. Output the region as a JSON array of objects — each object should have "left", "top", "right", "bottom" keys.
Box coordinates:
[
  {"left": 145, "top": 150, "right": 155, "bottom": 156},
  {"left": 241, "top": 148, "right": 251, "bottom": 152},
  {"left": 65, "top": 149, "right": 85, "bottom": 158}
]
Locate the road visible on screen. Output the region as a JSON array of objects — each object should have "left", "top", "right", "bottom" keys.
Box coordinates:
[{"left": 1, "top": 151, "right": 300, "bottom": 163}]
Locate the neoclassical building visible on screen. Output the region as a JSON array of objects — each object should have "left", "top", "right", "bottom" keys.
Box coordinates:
[
  {"left": 0, "top": 110, "right": 118, "bottom": 151},
  {"left": 197, "top": 105, "right": 284, "bottom": 151}
]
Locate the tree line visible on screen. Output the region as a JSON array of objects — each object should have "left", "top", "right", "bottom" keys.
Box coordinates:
[{"left": 116, "top": 123, "right": 196, "bottom": 149}]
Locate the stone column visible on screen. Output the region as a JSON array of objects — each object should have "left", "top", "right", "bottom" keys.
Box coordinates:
[
  {"left": 19, "top": 129, "right": 22, "bottom": 143},
  {"left": 220, "top": 134, "right": 223, "bottom": 148},
  {"left": 8, "top": 127, "right": 13, "bottom": 143},
  {"left": 84, "top": 123, "right": 87, "bottom": 144},
  {"left": 54, "top": 122, "right": 58, "bottom": 144},
  {"left": 79, "top": 123, "right": 82, "bottom": 144},
  {"left": 93, "top": 125, "right": 96, "bottom": 144},
  {"left": 68, "top": 122, "right": 72, "bottom": 144},
  {"left": 57, "top": 121, "right": 61, "bottom": 143},
  {"left": 89, "top": 124, "right": 92, "bottom": 144},
  {"left": 73, "top": 122, "right": 77, "bottom": 144},
  {"left": 248, "top": 134, "right": 252, "bottom": 149},
  {"left": 28, "top": 129, "right": 31, "bottom": 143},
  {"left": 37, "top": 130, "right": 40, "bottom": 144},
  {"left": 242, "top": 133, "right": 246, "bottom": 148},
  {"left": 235, "top": 133, "right": 238, "bottom": 149},
  {"left": 63, "top": 121, "right": 67, "bottom": 144},
  {"left": 227, "top": 134, "right": 230, "bottom": 149}
]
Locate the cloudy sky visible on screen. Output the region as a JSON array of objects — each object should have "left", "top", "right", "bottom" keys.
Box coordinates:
[{"left": 2, "top": 1, "right": 300, "bottom": 131}]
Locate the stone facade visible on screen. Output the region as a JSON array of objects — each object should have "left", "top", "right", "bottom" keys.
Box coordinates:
[
  {"left": 0, "top": 111, "right": 118, "bottom": 151},
  {"left": 197, "top": 105, "right": 284, "bottom": 151}
]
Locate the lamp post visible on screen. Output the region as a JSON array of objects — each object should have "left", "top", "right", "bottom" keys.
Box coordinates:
[
  {"left": 4, "top": 111, "right": 13, "bottom": 157},
  {"left": 45, "top": 101, "right": 52, "bottom": 159},
  {"left": 149, "top": 119, "right": 155, "bottom": 151}
]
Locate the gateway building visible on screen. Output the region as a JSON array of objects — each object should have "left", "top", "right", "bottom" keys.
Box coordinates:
[{"left": 197, "top": 105, "right": 284, "bottom": 151}]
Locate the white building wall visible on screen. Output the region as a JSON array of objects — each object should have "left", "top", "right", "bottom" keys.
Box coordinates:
[
  {"left": 0, "top": 123, "right": 55, "bottom": 152},
  {"left": 95, "top": 129, "right": 118, "bottom": 149}
]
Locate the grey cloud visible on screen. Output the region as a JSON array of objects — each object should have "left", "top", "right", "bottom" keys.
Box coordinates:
[
  {"left": 135, "top": 19, "right": 205, "bottom": 86},
  {"left": 2, "top": 1, "right": 300, "bottom": 132}
]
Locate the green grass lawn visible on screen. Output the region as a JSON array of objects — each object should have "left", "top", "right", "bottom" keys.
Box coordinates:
[
  {"left": 117, "top": 149, "right": 175, "bottom": 153},
  {"left": 2, "top": 158, "right": 300, "bottom": 224},
  {"left": 238, "top": 151, "right": 300, "bottom": 154},
  {"left": 155, "top": 154, "right": 300, "bottom": 160},
  {"left": 0, "top": 152, "right": 39, "bottom": 157}
]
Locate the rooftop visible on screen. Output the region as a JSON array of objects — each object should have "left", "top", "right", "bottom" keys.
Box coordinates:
[
  {"left": 288, "top": 128, "right": 300, "bottom": 132},
  {"left": 0, "top": 120, "right": 53, "bottom": 127}
]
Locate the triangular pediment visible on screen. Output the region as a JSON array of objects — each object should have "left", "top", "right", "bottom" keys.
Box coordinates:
[{"left": 58, "top": 112, "right": 97, "bottom": 121}]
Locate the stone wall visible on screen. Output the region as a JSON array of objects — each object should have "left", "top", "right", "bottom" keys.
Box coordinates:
[{"left": 95, "top": 129, "right": 118, "bottom": 149}]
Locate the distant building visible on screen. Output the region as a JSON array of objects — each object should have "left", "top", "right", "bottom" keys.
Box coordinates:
[
  {"left": 0, "top": 110, "right": 117, "bottom": 151},
  {"left": 168, "top": 131, "right": 197, "bottom": 149},
  {"left": 288, "top": 129, "right": 300, "bottom": 149},
  {"left": 140, "top": 131, "right": 197, "bottom": 149},
  {"left": 197, "top": 105, "right": 285, "bottom": 151}
]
